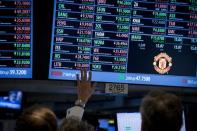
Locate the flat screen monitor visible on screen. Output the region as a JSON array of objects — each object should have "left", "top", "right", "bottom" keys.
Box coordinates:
[
  {"left": 0, "top": 0, "right": 33, "bottom": 78},
  {"left": 116, "top": 112, "right": 186, "bottom": 131},
  {"left": 0, "top": 91, "right": 23, "bottom": 110},
  {"left": 49, "top": 0, "right": 197, "bottom": 87},
  {"left": 97, "top": 119, "right": 115, "bottom": 131}
]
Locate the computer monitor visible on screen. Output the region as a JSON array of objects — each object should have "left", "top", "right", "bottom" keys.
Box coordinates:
[
  {"left": 116, "top": 112, "right": 186, "bottom": 131},
  {"left": 97, "top": 119, "right": 115, "bottom": 131},
  {"left": 117, "top": 113, "right": 141, "bottom": 131},
  {"left": 0, "top": 91, "right": 23, "bottom": 110}
]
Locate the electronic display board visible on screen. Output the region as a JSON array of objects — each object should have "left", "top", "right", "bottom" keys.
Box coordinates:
[
  {"left": 0, "top": 0, "right": 33, "bottom": 78},
  {"left": 49, "top": 0, "right": 197, "bottom": 87}
]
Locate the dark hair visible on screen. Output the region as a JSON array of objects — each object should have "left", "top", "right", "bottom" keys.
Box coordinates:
[
  {"left": 140, "top": 90, "right": 183, "bottom": 131},
  {"left": 59, "top": 117, "right": 94, "bottom": 131},
  {"left": 16, "top": 105, "right": 57, "bottom": 131}
]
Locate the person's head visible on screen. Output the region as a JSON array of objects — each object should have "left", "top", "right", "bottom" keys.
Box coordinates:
[
  {"left": 16, "top": 105, "right": 57, "bottom": 131},
  {"left": 59, "top": 117, "right": 94, "bottom": 131},
  {"left": 140, "top": 90, "right": 183, "bottom": 131}
]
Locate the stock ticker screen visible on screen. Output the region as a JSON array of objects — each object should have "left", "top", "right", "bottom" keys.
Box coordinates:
[
  {"left": 0, "top": 0, "right": 33, "bottom": 78},
  {"left": 49, "top": 0, "right": 197, "bottom": 87}
]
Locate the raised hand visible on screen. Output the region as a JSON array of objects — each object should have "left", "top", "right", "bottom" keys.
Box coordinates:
[{"left": 76, "top": 69, "right": 95, "bottom": 104}]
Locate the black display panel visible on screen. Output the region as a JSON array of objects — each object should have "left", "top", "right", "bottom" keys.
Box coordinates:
[
  {"left": 49, "top": 0, "right": 197, "bottom": 87},
  {"left": 0, "top": 0, "right": 33, "bottom": 78}
]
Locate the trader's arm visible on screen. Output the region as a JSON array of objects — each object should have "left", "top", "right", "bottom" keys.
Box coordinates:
[{"left": 66, "top": 69, "right": 95, "bottom": 120}]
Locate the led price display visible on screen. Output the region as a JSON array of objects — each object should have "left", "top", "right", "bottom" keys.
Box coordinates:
[
  {"left": 49, "top": 0, "right": 197, "bottom": 87},
  {"left": 0, "top": 0, "right": 33, "bottom": 78}
]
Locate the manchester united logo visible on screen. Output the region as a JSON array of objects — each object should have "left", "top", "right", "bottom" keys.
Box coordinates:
[{"left": 153, "top": 53, "right": 172, "bottom": 74}]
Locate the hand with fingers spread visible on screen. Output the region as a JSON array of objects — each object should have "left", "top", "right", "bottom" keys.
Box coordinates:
[{"left": 76, "top": 69, "right": 96, "bottom": 105}]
